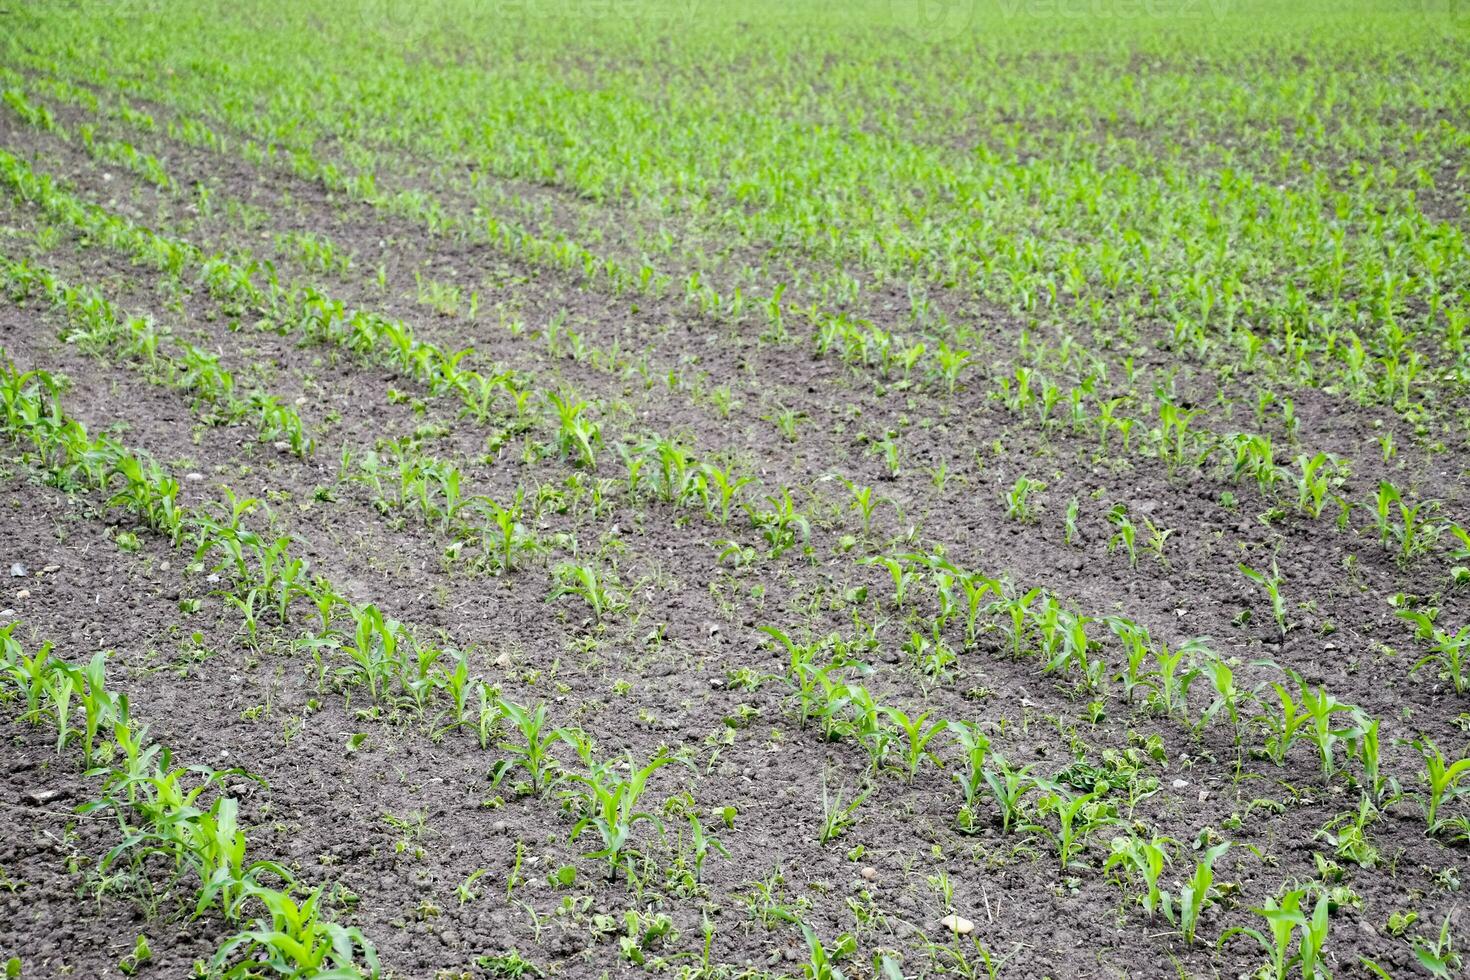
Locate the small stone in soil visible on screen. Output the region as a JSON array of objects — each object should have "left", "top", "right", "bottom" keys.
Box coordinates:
[
  {"left": 9, "top": 563, "right": 25, "bottom": 577},
  {"left": 860, "top": 866, "right": 878, "bottom": 881},
  {"left": 940, "top": 914, "right": 974, "bottom": 935},
  {"left": 23, "top": 788, "right": 64, "bottom": 806}
]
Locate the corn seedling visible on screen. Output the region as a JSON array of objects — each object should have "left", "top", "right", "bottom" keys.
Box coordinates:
[
  {"left": 1107, "top": 504, "right": 1137, "bottom": 567},
  {"left": 1294, "top": 452, "right": 1342, "bottom": 519},
  {"left": 564, "top": 752, "right": 673, "bottom": 881},
  {"left": 1218, "top": 888, "right": 1331, "bottom": 980},
  {"left": 983, "top": 755, "right": 1039, "bottom": 835},
  {"left": 949, "top": 722, "right": 991, "bottom": 834},
  {"left": 211, "top": 885, "right": 379, "bottom": 979},
  {"left": 818, "top": 773, "right": 870, "bottom": 844},
  {"left": 1373, "top": 481, "right": 1442, "bottom": 564},
  {"left": 1162, "top": 842, "right": 1229, "bottom": 945},
  {"left": 490, "top": 699, "right": 568, "bottom": 795},
  {"left": 547, "top": 391, "right": 599, "bottom": 469},
  {"left": 748, "top": 489, "right": 810, "bottom": 558},
  {"left": 1296, "top": 673, "right": 1362, "bottom": 784},
  {"left": 701, "top": 463, "right": 753, "bottom": 526},
  {"left": 1411, "top": 624, "right": 1469, "bottom": 694},
  {"left": 1411, "top": 910, "right": 1464, "bottom": 979},
  {"left": 1105, "top": 832, "right": 1175, "bottom": 917},
  {"left": 1408, "top": 737, "right": 1470, "bottom": 834},
  {"left": 799, "top": 923, "right": 856, "bottom": 980},
  {"left": 337, "top": 603, "right": 406, "bottom": 703},
  {"left": 1025, "top": 786, "right": 1117, "bottom": 871},
  {"left": 548, "top": 562, "right": 622, "bottom": 623},
  {"left": 1004, "top": 476, "right": 1044, "bottom": 524},
  {"left": 1240, "top": 561, "right": 1289, "bottom": 637},
  {"left": 881, "top": 706, "right": 947, "bottom": 781}
]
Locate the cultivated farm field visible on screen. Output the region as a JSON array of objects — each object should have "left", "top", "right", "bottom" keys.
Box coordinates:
[{"left": 1, "top": 1, "right": 1469, "bottom": 978}]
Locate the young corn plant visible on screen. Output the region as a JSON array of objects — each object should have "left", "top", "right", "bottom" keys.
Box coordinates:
[
  {"left": 548, "top": 563, "right": 622, "bottom": 623},
  {"left": 56, "top": 651, "right": 116, "bottom": 768},
  {"left": 565, "top": 752, "right": 673, "bottom": 882},
  {"left": 881, "top": 706, "right": 947, "bottom": 782},
  {"left": 1449, "top": 524, "right": 1470, "bottom": 584},
  {"left": 1195, "top": 654, "right": 1255, "bottom": 744},
  {"left": 702, "top": 463, "right": 753, "bottom": 527},
  {"left": 1108, "top": 617, "right": 1156, "bottom": 703},
  {"left": 1025, "top": 786, "right": 1117, "bottom": 871},
  {"left": 8, "top": 639, "right": 58, "bottom": 723},
  {"left": 1162, "top": 842, "right": 1230, "bottom": 946},
  {"left": 1315, "top": 795, "right": 1381, "bottom": 868},
  {"left": 211, "top": 885, "right": 379, "bottom": 979},
  {"left": 1410, "top": 624, "right": 1469, "bottom": 695},
  {"left": 862, "top": 555, "right": 915, "bottom": 609},
  {"left": 843, "top": 684, "right": 892, "bottom": 773},
  {"left": 336, "top": 603, "right": 407, "bottom": 703},
  {"left": 547, "top": 391, "right": 599, "bottom": 469},
  {"left": 1153, "top": 399, "right": 1201, "bottom": 477},
  {"left": 1410, "top": 911, "right": 1464, "bottom": 979},
  {"left": 192, "top": 797, "right": 293, "bottom": 920},
  {"left": 1039, "top": 606, "right": 1106, "bottom": 694},
  {"left": 949, "top": 722, "right": 991, "bottom": 834},
  {"left": 1063, "top": 496, "right": 1081, "bottom": 546},
  {"left": 1257, "top": 676, "right": 1310, "bottom": 769},
  {"left": 491, "top": 699, "right": 568, "bottom": 795},
  {"left": 467, "top": 491, "right": 534, "bottom": 574},
  {"left": 1152, "top": 637, "right": 1209, "bottom": 723},
  {"left": 1218, "top": 888, "right": 1332, "bottom": 980},
  {"left": 1239, "top": 561, "right": 1289, "bottom": 637},
  {"left": 989, "top": 584, "right": 1043, "bottom": 660},
  {"left": 983, "top": 755, "right": 1040, "bottom": 835},
  {"left": 1004, "top": 477, "right": 1045, "bottom": 524},
  {"left": 933, "top": 341, "right": 972, "bottom": 395},
  {"left": 748, "top": 489, "right": 810, "bottom": 558},
  {"left": 1346, "top": 714, "right": 1396, "bottom": 804},
  {"left": 1373, "top": 481, "right": 1442, "bottom": 564},
  {"left": 1408, "top": 737, "right": 1470, "bottom": 835},
  {"left": 1107, "top": 504, "right": 1138, "bottom": 568},
  {"left": 1105, "top": 832, "right": 1175, "bottom": 917},
  {"left": 959, "top": 572, "right": 999, "bottom": 649},
  {"left": 841, "top": 479, "right": 884, "bottom": 537},
  {"left": 682, "top": 811, "right": 729, "bottom": 886},
  {"left": 1296, "top": 673, "right": 1361, "bottom": 784},
  {"left": 631, "top": 434, "right": 705, "bottom": 507},
  {"left": 1294, "top": 452, "right": 1342, "bottom": 519},
  {"left": 818, "top": 773, "right": 870, "bottom": 844},
  {"left": 798, "top": 923, "right": 856, "bottom": 980}
]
